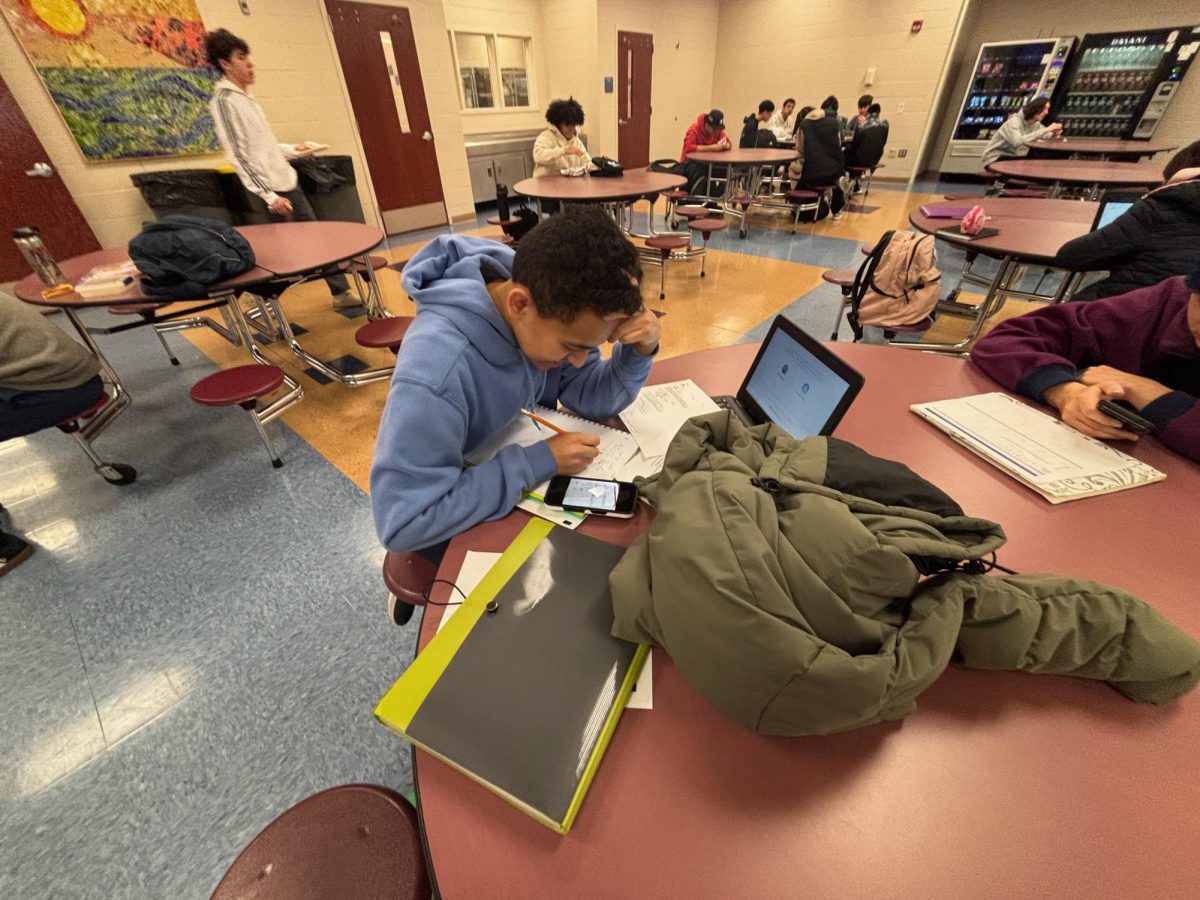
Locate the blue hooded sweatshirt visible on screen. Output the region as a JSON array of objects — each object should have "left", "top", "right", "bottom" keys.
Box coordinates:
[{"left": 370, "top": 235, "right": 654, "bottom": 552}]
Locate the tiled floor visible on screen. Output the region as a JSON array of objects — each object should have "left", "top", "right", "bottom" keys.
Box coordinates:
[{"left": 1, "top": 177, "right": 1038, "bottom": 897}]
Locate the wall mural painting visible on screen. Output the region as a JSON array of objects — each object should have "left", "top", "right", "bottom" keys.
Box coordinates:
[{"left": 1, "top": 0, "right": 218, "bottom": 160}]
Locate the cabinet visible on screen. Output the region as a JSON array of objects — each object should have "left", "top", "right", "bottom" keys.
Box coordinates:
[{"left": 467, "top": 151, "right": 532, "bottom": 203}]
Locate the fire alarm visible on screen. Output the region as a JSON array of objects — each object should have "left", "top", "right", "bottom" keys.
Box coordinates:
[{"left": 911, "top": 20, "right": 923, "bottom": 33}]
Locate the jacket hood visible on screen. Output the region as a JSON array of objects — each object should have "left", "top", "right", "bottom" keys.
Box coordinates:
[
  {"left": 399, "top": 235, "right": 522, "bottom": 366},
  {"left": 1144, "top": 175, "right": 1200, "bottom": 208},
  {"left": 692, "top": 112, "right": 720, "bottom": 141},
  {"left": 805, "top": 107, "right": 826, "bottom": 121},
  {"left": 1167, "top": 167, "right": 1200, "bottom": 185}
]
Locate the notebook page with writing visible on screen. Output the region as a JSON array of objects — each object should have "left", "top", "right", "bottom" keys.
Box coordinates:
[
  {"left": 912, "top": 393, "right": 1165, "bottom": 504},
  {"left": 618, "top": 380, "right": 721, "bottom": 459}
]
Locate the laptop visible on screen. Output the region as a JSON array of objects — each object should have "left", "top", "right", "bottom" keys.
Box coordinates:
[
  {"left": 1091, "top": 194, "right": 1136, "bottom": 231},
  {"left": 712, "top": 316, "right": 865, "bottom": 439}
]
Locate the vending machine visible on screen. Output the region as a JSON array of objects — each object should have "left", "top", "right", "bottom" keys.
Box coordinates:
[
  {"left": 1050, "top": 25, "right": 1200, "bottom": 139},
  {"left": 939, "top": 37, "right": 1075, "bottom": 175}
]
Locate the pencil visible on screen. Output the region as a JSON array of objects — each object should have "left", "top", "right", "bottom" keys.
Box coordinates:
[{"left": 520, "top": 408, "right": 567, "bottom": 435}]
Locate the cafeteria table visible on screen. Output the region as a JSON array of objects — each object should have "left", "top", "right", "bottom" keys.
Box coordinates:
[
  {"left": 986, "top": 159, "right": 1163, "bottom": 199},
  {"left": 686, "top": 147, "right": 800, "bottom": 237}
]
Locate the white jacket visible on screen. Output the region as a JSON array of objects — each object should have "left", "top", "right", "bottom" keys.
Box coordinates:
[
  {"left": 767, "top": 110, "right": 796, "bottom": 142},
  {"left": 531, "top": 126, "right": 592, "bottom": 178},
  {"left": 980, "top": 114, "right": 1053, "bottom": 168},
  {"left": 209, "top": 78, "right": 297, "bottom": 205}
]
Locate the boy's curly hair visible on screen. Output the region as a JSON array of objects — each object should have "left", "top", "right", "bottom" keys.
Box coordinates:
[
  {"left": 545, "top": 97, "right": 585, "bottom": 128},
  {"left": 511, "top": 206, "right": 642, "bottom": 323}
]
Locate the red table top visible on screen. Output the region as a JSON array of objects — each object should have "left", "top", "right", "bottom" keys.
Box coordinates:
[
  {"left": 910, "top": 198, "right": 1097, "bottom": 264},
  {"left": 513, "top": 169, "right": 686, "bottom": 202},
  {"left": 13, "top": 221, "right": 384, "bottom": 308},
  {"left": 987, "top": 158, "right": 1163, "bottom": 187},
  {"left": 415, "top": 343, "right": 1200, "bottom": 900},
  {"left": 688, "top": 148, "right": 799, "bottom": 165},
  {"left": 1031, "top": 138, "right": 1176, "bottom": 158}
]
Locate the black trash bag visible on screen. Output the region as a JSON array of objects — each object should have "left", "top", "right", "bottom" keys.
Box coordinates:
[
  {"left": 131, "top": 170, "right": 226, "bottom": 210},
  {"left": 293, "top": 155, "right": 353, "bottom": 194}
]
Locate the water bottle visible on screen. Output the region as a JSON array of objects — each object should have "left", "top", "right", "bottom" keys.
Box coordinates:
[
  {"left": 496, "top": 183, "right": 511, "bottom": 221},
  {"left": 12, "top": 226, "right": 66, "bottom": 286}
]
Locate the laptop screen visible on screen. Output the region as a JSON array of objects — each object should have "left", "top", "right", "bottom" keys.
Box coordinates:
[
  {"left": 1093, "top": 200, "right": 1133, "bottom": 232},
  {"left": 742, "top": 324, "right": 853, "bottom": 439}
]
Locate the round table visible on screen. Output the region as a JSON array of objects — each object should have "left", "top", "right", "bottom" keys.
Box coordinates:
[
  {"left": 686, "top": 148, "right": 800, "bottom": 237},
  {"left": 908, "top": 198, "right": 1096, "bottom": 351},
  {"left": 513, "top": 169, "right": 686, "bottom": 204},
  {"left": 986, "top": 159, "right": 1163, "bottom": 199},
  {"left": 414, "top": 342, "right": 1200, "bottom": 900},
  {"left": 1027, "top": 138, "right": 1176, "bottom": 161}
]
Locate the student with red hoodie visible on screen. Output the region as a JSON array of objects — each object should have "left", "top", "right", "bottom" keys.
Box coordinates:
[{"left": 680, "top": 109, "right": 731, "bottom": 194}]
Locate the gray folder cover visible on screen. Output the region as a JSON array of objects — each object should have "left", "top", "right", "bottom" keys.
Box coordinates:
[{"left": 407, "top": 527, "right": 639, "bottom": 825}]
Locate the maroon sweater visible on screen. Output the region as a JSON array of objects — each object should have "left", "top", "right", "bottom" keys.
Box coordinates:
[{"left": 971, "top": 276, "right": 1200, "bottom": 463}]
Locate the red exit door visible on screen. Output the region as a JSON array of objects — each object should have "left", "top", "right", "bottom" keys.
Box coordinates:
[
  {"left": 617, "top": 31, "right": 653, "bottom": 170},
  {"left": 325, "top": 1, "right": 446, "bottom": 235},
  {"left": 0, "top": 72, "right": 100, "bottom": 282}
]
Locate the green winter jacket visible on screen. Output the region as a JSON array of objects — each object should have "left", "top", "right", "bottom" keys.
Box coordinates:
[{"left": 609, "top": 412, "right": 1200, "bottom": 735}]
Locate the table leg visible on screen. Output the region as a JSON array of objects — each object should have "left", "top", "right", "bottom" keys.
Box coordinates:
[
  {"left": 260, "top": 288, "right": 392, "bottom": 386},
  {"left": 62, "top": 308, "right": 131, "bottom": 439},
  {"left": 894, "top": 255, "right": 1016, "bottom": 354}
]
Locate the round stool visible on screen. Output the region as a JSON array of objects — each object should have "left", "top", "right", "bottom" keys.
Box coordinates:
[
  {"left": 644, "top": 234, "right": 691, "bottom": 300},
  {"left": 190, "top": 364, "right": 288, "bottom": 468},
  {"left": 54, "top": 390, "right": 138, "bottom": 485},
  {"left": 383, "top": 550, "right": 437, "bottom": 625},
  {"left": 821, "top": 268, "right": 858, "bottom": 341},
  {"left": 354, "top": 316, "right": 413, "bottom": 355},
  {"left": 686, "top": 218, "right": 728, "bottom": 277},
  {"left": 210, "top": 784, "right": 428, "bottom": 900},
  {"left": 785, "top": 190, "right": 819, "bottom": 233}
]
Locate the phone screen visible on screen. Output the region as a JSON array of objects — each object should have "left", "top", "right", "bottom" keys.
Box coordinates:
[{"left": 562, "top": 477, "right": 618, "bottom": 511}]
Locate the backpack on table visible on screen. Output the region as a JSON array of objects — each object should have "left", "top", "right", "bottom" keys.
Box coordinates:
[{"left": 128, "top": 214, "right": 256, "bottom": 300}]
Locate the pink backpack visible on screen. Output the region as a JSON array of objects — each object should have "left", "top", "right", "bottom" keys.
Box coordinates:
[{"left": 850, "top": 230, "right": 940, "bottom": 335}]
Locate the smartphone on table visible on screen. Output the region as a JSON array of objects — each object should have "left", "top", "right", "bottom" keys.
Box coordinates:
[
  {"left": 1098, "top": 399, "right": 1154, "bottom": 435},
  {"left": 543, "top": 475, "right": 639, "bottom": 518}
]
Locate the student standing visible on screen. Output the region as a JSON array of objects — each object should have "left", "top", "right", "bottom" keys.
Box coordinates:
[
  {"left": 532, "top": 97, "right": 592, "bottom": 177},
  {"left": 370, "top": 207, "right": 661, "bottom": 565},
  {"left": 203, "top": 28, "right": 354, "bottom": 309},
  {"left": 980, "top": 96, "right": 1062, "bottom": 168}
]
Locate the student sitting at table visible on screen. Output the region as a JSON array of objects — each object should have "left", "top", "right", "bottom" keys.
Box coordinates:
[
  {"left": 1053, "top": 140, "right": 1200, "bottom": 301},
  {"left": 785, "top": 105, "right": 815, "bottom": 187},
  {"left": 532, "top": 97, "right": 593, "bottom": 177},
  {"left": 680, "top": 109, "right": 731, "bottom": 194},
  {"left": 370, "top": 207, "right": 661, "bottom": 564},
  {"left": 820, "top": 95, "right": 848, "bottom": 142},
  {"left": 844, "top": 102, "right": 889, "bottom": 193},
  {"left": 847, "top": 94, "right": 873, "bottom": 139},
  {"left": 980, "top": 96, "right": 1062, "bottom": 168},
  {"left": 970, "top": 262, "right": 1200, "bottom": 463},
  {"left": 766, "top": 98, "right": 797, "bottom": 142},
  {"left": 739, "top": 100, "right": 778, "bottom": 148},
  {"left": 791, "top": 103, "right": 847, "bottom": 220}
]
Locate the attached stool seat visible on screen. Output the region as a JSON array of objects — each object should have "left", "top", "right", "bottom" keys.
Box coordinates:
[
  {"left": 383, "top": 550, "right": 438, "bottom": 626},
  {"left": 661, "top": 189, "right": 688, "bottom": 224},
  {"left": 341, "top": 254, "right": 389, "bottom": 311},
  {"left": 644, "top": 235, "right": 691, "bottom": 300},
  {"left": 53, "top": 390, "right": 137, "bottom": 485},
  {"left": 687, "top": 219, "right": 728, "bottom": 277},
  {"left": 821, "top": 268, "right": 858, "bottom": 341},
  {"left": 190, "top": 364, "right": 299, "bottom": 468},
  {"left": 108, "top": 301, "right": 183, "bottom": 366},
  {"left": 210, "top": 784, "right": 429, "bottom": 900},
  {"left": 846, "top": 163, "right": 881, "bottom": 197},
  {"left": 786, "top": 190, "right": 819, "bottom": 233},
  {"left": 671, "top": 205, "right": 710, "bottom": 229},
  {"left": 354, "top": 316, "right": 413, "bottom": 354}
]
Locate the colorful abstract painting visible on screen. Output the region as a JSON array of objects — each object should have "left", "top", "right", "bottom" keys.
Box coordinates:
[{"left": 0, "top": 0, "right": 219, "bottom": 160}]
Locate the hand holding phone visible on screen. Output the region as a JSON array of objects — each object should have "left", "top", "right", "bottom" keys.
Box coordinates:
[
  {"left": 1098, "top": 398, "right": 1154, "bottom": 435},
  {"left": 544, "top": 476, "right": 639, "bottom": 517}
]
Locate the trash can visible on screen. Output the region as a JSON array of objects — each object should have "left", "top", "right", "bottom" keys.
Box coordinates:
[
  {"left": 294, "top": 155, "right": 365, "bottom": 223},
  {"left": 131, "top": 169, "right": 235, "bottom": 224},
  {"left": 216, "top": 168, "right": 271, "bottom": 225}
]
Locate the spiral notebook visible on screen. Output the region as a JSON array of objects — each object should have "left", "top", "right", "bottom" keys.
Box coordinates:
[{"left": 466, "top": 405, "right": 643, "bottom": 528}]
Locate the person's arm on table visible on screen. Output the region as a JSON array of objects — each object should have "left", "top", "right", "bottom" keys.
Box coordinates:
[
  {"left": 1054, "top": 203, "right": 1150, "bottom": 274},
  {"left": 1077, "top": 365, "right": 1200, "bottom": 461}
]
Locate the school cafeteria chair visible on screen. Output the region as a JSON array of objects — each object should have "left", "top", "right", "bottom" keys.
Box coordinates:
[
  {"left": 820, "top": 268, "right": 857, "bottom": 340},
  {"left": 348, "top": 315, "right": 414, "bottom": 384},
  {"left": 28, "top": 391, "right": 138, "bottom": 485},
  {"left": 661, "top": 189, "right": 688, "bottom": 226},
  {"left": 785, "top": 190, "right": 821, "bottom": 233},
  {"left": 104, "top": 300, "right": 243, "bottom": 365},
  {"left": 340, "top": 254, "right": 389, "bottom": 315},
  {"left": 189, "top": 364, "right": 303, "bottom": 468},
  {"left": 846, "top": 162, "right": 882, "bottom": 198},
  {"left": 210, "top": 784, "right": 429, "bottom": 900},
  {"left": 643, "top": 235, "right": 692, "bottom": 300},
  {"left": 687, "top": 218, "right": 729, "bottom": 278},
  {"left": 384, "top": 550, "right": 436, "bottom": 626}
]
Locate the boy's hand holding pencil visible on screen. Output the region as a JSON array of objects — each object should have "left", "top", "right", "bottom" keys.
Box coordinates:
[{"left": 522, "top": 409, "right": 600, "bottom": 474}]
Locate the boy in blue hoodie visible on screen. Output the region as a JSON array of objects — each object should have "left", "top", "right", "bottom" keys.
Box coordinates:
[{"left": 370, "top": 206, "right": 660, "bottom": 563}]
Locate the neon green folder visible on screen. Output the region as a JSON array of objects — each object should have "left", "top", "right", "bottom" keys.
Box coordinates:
[{"left": 374, "top": 519, "right": 649, "bottom": 834}]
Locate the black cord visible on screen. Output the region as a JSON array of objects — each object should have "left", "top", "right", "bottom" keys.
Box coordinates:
[{"left": 422, "top": 579, "right": 469, "bottom": 607}]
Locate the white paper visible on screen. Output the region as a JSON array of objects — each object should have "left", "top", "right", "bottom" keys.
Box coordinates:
[
  {"left": 618, "top": 380, "right": 721, "bottom": 460},
  {"left": 435, "top": 551, "right": 502, "bottom": 634},
  {"left": 626, "top": 649, "right": 653, "bottom": 709},
  {"left": 912, "top": 393, "right": 1165, "bottom": 501}
]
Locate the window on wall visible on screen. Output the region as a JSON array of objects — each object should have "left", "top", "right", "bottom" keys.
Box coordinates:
[{"left": 450, "top": 32, "right": 532, "bottom": 110}]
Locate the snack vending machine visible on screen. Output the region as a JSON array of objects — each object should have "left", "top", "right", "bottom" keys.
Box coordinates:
[
  {"left": 1050, "top": 25, "right": 1200, "bottom": 139},
  {"left": 939, "top": 37, "right": 1075, "bottom": 175}
]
